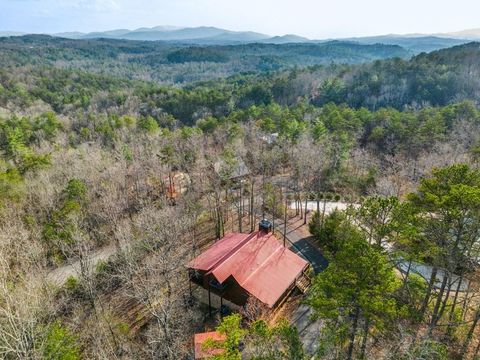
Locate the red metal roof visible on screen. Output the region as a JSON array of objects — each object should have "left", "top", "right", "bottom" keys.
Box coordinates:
[
  {"left": 194, "top": 331, "right": 226, "bottom": 359},
  {"left": 189, "top": 231, "right": 308, "bottom": 307}
]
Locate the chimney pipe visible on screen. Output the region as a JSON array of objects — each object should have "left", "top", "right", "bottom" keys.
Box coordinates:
[{"left": 259, "top": 219, "right": 272, "bottom": 233}]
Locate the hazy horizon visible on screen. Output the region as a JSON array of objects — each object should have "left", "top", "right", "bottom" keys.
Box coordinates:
[{"left": 2, "top": 0, "right": 480, "bottom": 39}]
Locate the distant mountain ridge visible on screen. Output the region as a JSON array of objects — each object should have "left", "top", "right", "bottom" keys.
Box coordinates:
[
  {"left": 1, "top": 25, "right": 480, "bottom": 53},
  {"left": 49, "top": 25, "right": 480, "bottom": 53},
  {"left": 342, "top": 35, "right": 468, "bottom": 53},
  {"left": 439, "top": 28, "right": 480, "bottom": 40},
  {"left": 56, "top": 26, "right": 272, "bottom": 43},
  {"left": 0, "top": 31, "right": 26, "bottom": 37},
  {"left": 260, "top": 34, "right": 310, "bottom": 44}
]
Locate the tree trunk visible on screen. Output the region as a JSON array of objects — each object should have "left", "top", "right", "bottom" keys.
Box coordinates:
[
  {"left": 347, "top": 307, "right": 360, "bottom": 360},
  {"left": 224, "top": 188, "right": 228, "bottom": 222},
  {"left": 299, "top": 193, "right": 303, "bottom": 219},
  {"left": 461, "top": 281, "right": 471, "bottom": 322},
  {"left": 428, "top": 272, "right": 449, "bottom": 335},
  {"left": 473, "top": 337, "right": 480, "bottom": 359},
  {"left": 460, "top": 307, "right": 480, "bottom": 358},
  {"left": 446, "top": 275, "right": 463, "bottom": 336},
  {"left": 403, "top": 259, "right": 412, "bottom": 287},
  {"left": 215, "top": 194, "right": 221, "bottom": 240},
  {"left": 360, "top": 318, "right": 370, "bottom": 359},
  {"left": 321, "top": 196, "right": 328, "bottom": 228},
  {"left": 420, "top": 266, "right": 438, "bottom": 317},
  {"left": 295, "top": 192, "right": 299, "bottom": 216},
  {"left": 238, "top": 181, "right": 243, "bottom": 233},
  {"left": 304, "top": 196, "right": 308, "bottom": 225},
  {"left": 218, "top": 199, "right": 225, "bottom": 238},
  {"left": 272, "top": 189, "right": 276, "bottom": 232},
  {"left": 250, "top": 180, "right": 255, "bottom": 232},
  {"left": 436, "top": 276, "right": 453, "bottom": 328},
  {"left": 283, "top": 196, "right": 288, "bottom": 247}
]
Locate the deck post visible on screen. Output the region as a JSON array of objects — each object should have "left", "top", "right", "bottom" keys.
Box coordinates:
[
  {"left": 208, "top": 283, "right": 212, "bottom": 317},
  {"left": 220, "top": 296, "right": 223, "bottom": 317}
]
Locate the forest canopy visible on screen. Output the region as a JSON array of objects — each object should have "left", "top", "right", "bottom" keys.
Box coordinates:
[{"left": 1, "top": 35, "right": 480, "bottom": 359}]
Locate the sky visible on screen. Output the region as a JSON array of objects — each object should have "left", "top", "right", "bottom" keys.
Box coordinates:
[{"left": 1, "top": 0, "right": 480, "bottom": 39}]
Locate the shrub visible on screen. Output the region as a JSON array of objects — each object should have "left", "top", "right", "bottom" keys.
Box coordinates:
[
  {"left": 138, "top": 116, "right": 159, "bottom": 133},
  {"left": 43, "top": 321, "right": 81, "bottom": 360}
]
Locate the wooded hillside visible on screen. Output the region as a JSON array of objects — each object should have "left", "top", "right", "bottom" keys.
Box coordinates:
[{"left": 1, "top": 37, "right": 480, "bottom": 359}]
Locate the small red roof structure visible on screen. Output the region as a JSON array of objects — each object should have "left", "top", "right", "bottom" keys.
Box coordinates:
[
  {"left": 189, "top": 231, "right": 308, "bottom": 308},
  {"left": 194, "top": 331, "right": 226, "bottom": 359}
]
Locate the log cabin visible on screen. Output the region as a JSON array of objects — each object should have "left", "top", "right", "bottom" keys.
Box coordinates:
[{"left": 188, "top": 223, "right": 310, "bottom": 310}]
